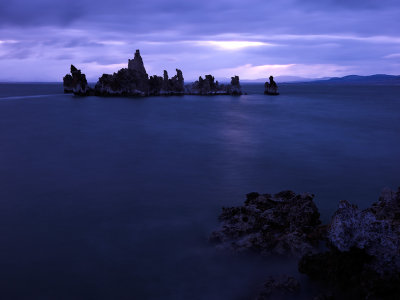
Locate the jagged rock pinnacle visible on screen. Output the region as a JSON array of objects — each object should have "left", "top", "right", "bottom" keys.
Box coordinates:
[{"left": 128, "top": 49, "right": 147, "bottom": 75}]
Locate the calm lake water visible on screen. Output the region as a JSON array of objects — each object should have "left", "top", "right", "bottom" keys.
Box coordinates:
[{"left": 0, "top": 83, "right": 399, "bottom": 299}]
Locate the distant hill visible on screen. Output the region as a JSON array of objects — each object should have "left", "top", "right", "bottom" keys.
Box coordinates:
[
  {"left": 241, "top": 76, "right": 331, "bottom": 83},
  {"left": 313, "top": 74, "right": 400, "bottom": 84}
]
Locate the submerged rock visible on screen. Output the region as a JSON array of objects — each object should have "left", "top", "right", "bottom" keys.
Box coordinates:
[
  {"left": 257, "top": 275, "right": 300, "bottom": 300},
  {"left": 63, "top": 65, "right": 91, "bottom": 96},
  {"left": 210, "top": 191, "right": 322, "bottom": 256},
  {"left": 299, "top": 187, "right": 400, "bottom": 299},
  {"left": 186, "top": 74, "right": 242, "bottom": 95},
  {"left": 264, "top": 75, "right": 279, "bottom": 95}
]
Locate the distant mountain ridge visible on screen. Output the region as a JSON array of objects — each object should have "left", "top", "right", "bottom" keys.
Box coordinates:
[
  {"left": 240, "top": 74, "right": 400, "bottom": 84},
  {"left": 241, "top": 76, "right": 328, "bottom": 83},
  {"left": 321, "top": 74, "right": 400, "bottom": 83},
  {"left": 288, "top": 74, "right": 400, "bottom": 84}
]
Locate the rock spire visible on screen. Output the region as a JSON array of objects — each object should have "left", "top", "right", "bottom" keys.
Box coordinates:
[{"left": 128, "top": 50, "right": 148, "bottom": 75}]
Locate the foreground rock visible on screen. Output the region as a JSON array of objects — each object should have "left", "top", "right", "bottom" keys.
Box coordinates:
[
  {"left": 210, "top": 187, "right": 400, "bottom": 298},
  {"left": 209, "top": 191, "right": 323, "bottom": 256},
  {"left": 299, "top": 187, "right": 400, "bottom": 299},
  {"left": 63, "top": 65, "right": 92, "bottom": 95},
  {"left": 264, "top": 75, "right": 279, "bottom": 95},
  {"left": 63, "top": 49, "right": 242, "bottom": 96}
]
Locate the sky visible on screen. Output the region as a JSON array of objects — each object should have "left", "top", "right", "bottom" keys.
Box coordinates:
[{"left": 0, "top": 0, "right": 399, "bottom": 82}]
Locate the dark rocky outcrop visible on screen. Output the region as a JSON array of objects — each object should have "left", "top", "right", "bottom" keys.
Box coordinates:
[
  {"left": 149, "top": 75, "right": 164, "bottom": 95},
  {"left": 186, "top": 74, "right": 242, "bottom": 95},
  {"left": 63, "top": 50, "right": 242, "bottom": 97},
  {"left": 63, "top": 65, "right": 91, "bottom": 96},
  {"left": 147, "top": 69, "right": 185, "bottom": 95},
  {"left": 162, "top": 70, "right": 169, "bottom": 91},
  {"left": 210, "top": 187, "right": 400, "bottom": 299},
  {"left": 63, "top": 74, "right": 73, "bottom": 93},
  {"left": 94, "top": 49, "right": 149, "bottom": 96},
  {"left": 128, "top": 49, "right": 148, "bottom": 75},
  {"left": 209, "top": 191, "right": 323, "bottom": 256},
  {"left": 299, "top": 187, "right": 400, "bottom": 299},
  {"left": 264, "top": 75, "right": 279, "bottom": 95},
  {"left": 168, "top": 69, "right": 185, "bottom": 94},
  {"left": 94, "top": 68, "right": 149, "bottom": 96},
  {"left": 229, "top": 75, "right": 242, "bottom": 95}
]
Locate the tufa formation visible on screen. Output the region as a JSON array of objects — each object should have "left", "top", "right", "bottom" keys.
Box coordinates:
[
  {"left": 209, "top": 190, "right": 323, "bottom": 257},
  {"left": 264, "top": 75, "right": 279, "bottom": 95},
  {"left": 211, "top": 187, "right": 400, "bottom": 299},
  {"left": 63, "top": 50, "right": 243, "bottom": 97},
  {"left": 63, "top": 65, "right": 90, "bottom": 96}
]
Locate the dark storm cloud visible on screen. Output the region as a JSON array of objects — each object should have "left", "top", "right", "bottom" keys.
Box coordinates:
[
  {"left": 0, "top": 0, "right": 399, "bottom": 80},
  {"left": 0, "top": 0, "right": 87, "bottom": 26},
  {"left": 0, "top": 0, "right": 396, "bottom": 33},
  {"left": 298, "top": 0, "right": 399, "bottom": 10}
]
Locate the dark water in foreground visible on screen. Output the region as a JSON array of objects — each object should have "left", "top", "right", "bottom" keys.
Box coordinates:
[{"left": 0, "top": 83, "right": 399, "bottom": 299}]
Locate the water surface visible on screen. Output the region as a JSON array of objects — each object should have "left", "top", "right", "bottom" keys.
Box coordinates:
[{"left": 1, "top": 82, "right": 399, "bottom": 299}]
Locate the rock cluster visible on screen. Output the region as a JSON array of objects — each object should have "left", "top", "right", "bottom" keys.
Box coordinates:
[
  {"left": 264, "top": 75, "right": 279, "bottom": 95},
  {"left": 299, "top": 187, "right": 400, "bottom": 299},
  {"left": 186, "top": 75, "right": 242, "bottom": 95},
  {"left": 209, "top": 191, "right": 322, "bottom": 257},
  {"left": 94, "top": 67, "right": 148, "bottom": 96},
  {"left": 94, "top": 49, "right": 149, "bottom": 96},
  {"left": 149, "top": 69, "right": 185, "bottom": 95},
  {"left": 63, "top": 50, "right": 242, "bottom": 97},
  {"left": 63, "top": 65, "right": 91, "bottom": 96}
]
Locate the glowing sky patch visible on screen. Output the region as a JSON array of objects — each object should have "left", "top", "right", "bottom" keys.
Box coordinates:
[
  {"left": 213, "top": 63, "right": 355, "bottom": 79},
  {"left": 384, "top": 53, "right": 400, "bottom": 59},
  {"left": 196, "top": 40, "right": 274, "bottom": 50}
]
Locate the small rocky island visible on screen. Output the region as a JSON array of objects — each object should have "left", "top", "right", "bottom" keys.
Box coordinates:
[
  {"left": 63, "top": 50, "right": 242, "bottom": 97},
  {"left": 211, "top": 187, "right": 400, "bottom": 299},
  {"left": 264, "top": 75, "right": 279, "bottom": 95}
]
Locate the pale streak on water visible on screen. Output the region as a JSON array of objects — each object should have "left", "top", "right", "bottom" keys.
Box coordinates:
[{"left": 0, "top": 94, "right": 65, "bottom": 100}]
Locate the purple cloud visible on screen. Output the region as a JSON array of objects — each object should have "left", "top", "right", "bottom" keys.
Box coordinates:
[{"left": 0, "top": 0, "right": 399, "bottom": 81}]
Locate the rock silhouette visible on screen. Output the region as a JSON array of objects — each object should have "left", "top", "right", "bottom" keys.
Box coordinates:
[
  {"left": 186, "top": 74, "right": 242, "bottom": 95},
  {"left": 128, "top": 49, "right": 148, "bottom": 75},
  {"left": 63, "top": 65, "right": 91, "bottom": 95},
  {"left": 264, "top": 75, "right": 279, "bottom": 95},
  {"left": 63, "top": 50, "right": 242, "bottom": 96}
]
